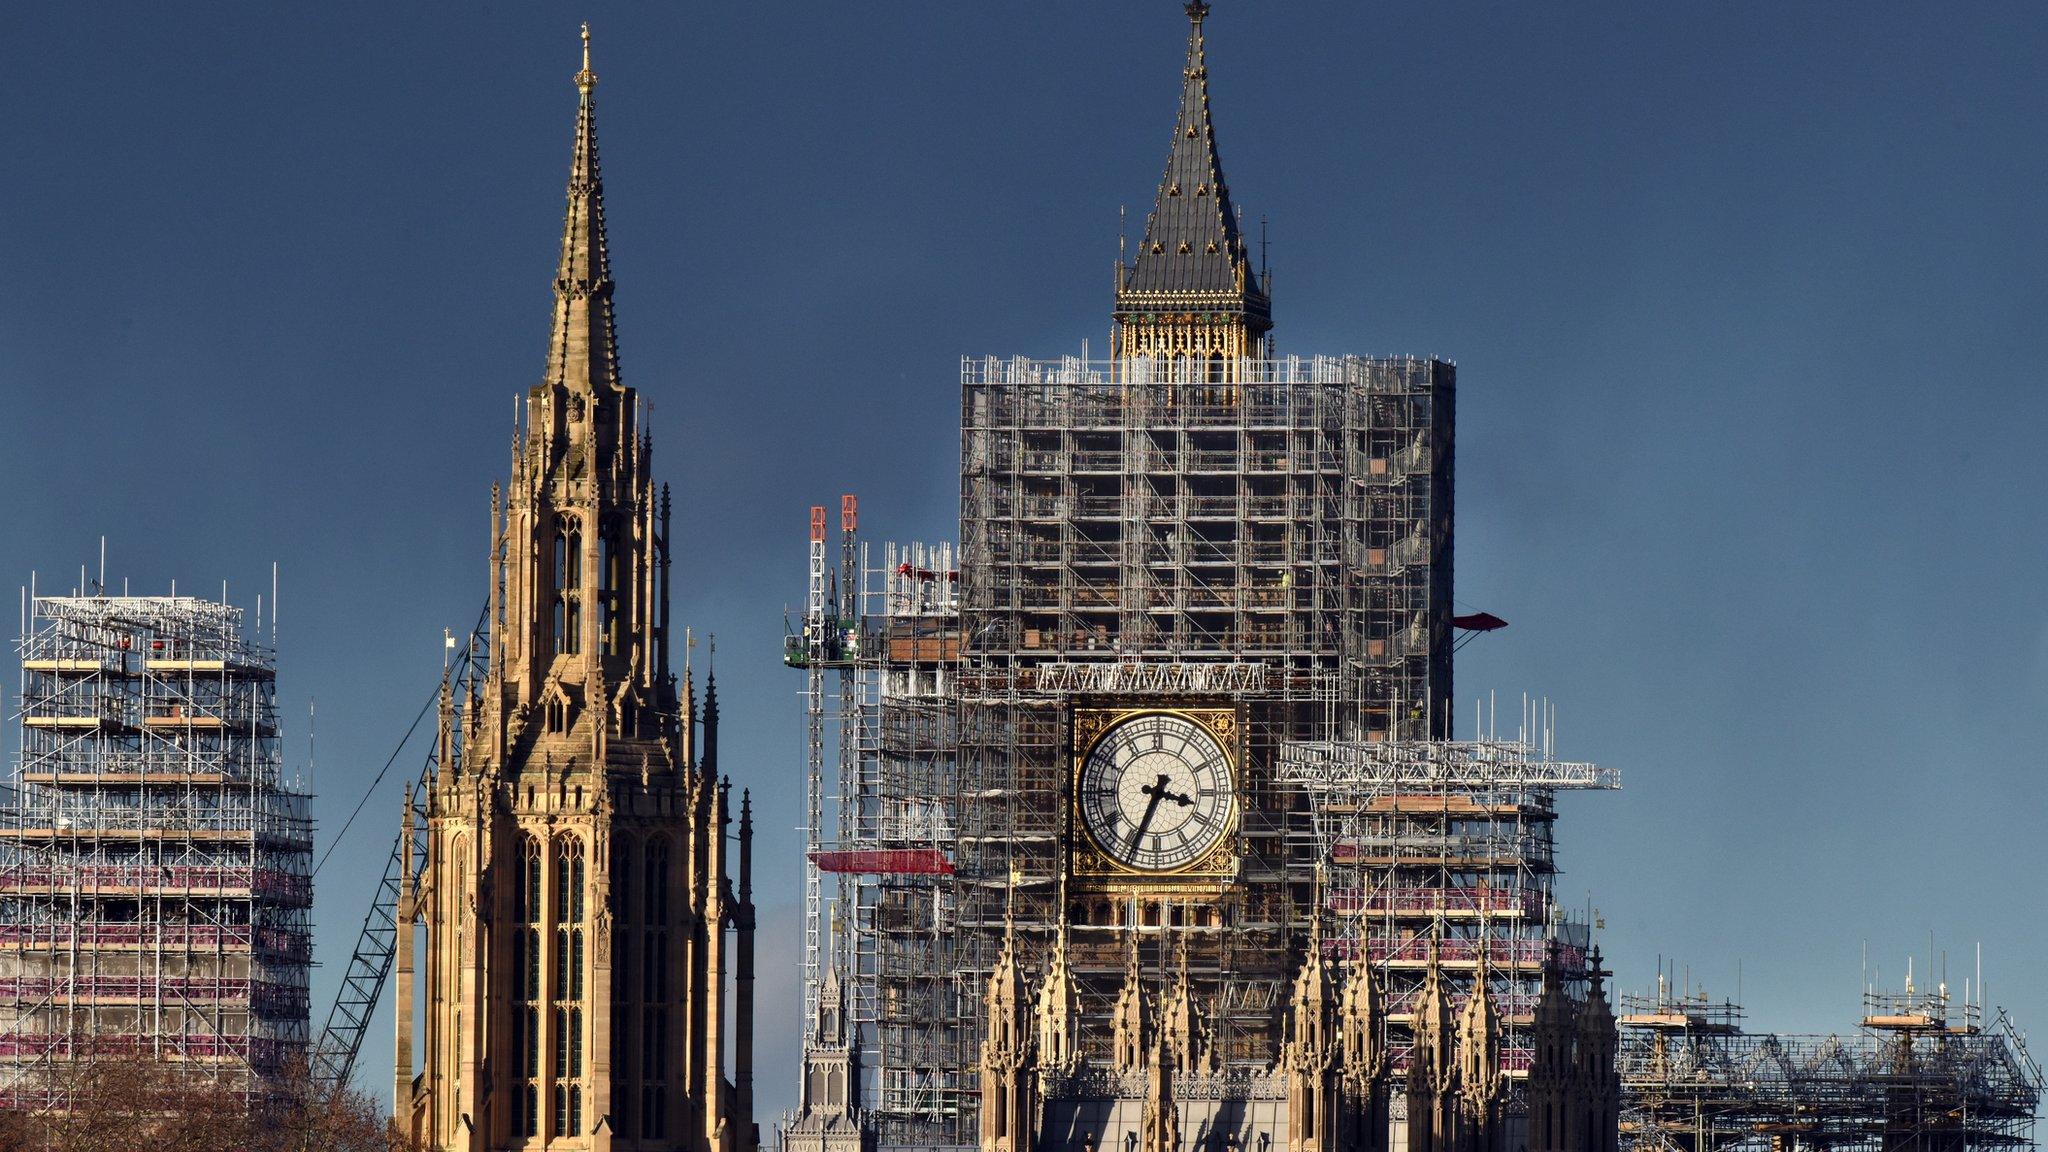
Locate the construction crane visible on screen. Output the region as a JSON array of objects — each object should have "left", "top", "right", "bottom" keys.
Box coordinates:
[
  {"left": 782, "top": 496, "right": 859, "bottom": 1042},
  {"left": 309, "top": 607, "right": 490, "bottom": 1096}
]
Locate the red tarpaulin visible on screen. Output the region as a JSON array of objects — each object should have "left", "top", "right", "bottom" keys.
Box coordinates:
[{"left": 810, "top": 849, "right": 955, "bottom": 875}]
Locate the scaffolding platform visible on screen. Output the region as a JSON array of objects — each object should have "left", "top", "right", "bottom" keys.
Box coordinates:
[{"left": 0, "top": 593, "right": 311, "bottom": 1110}]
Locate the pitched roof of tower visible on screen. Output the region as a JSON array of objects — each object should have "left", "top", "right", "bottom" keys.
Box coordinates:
[
  {"left": 1117, "top": 2, "right": 1268, "bottom": 317},
  {"left": 543, "top": 24, "right": 621, "bottom": 395}
]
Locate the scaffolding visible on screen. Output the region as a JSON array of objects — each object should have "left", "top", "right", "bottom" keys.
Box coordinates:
[
  {"left": 0, "top": 594, "right": 312, "bottom": 1110},
  {"left": 950, "top": 352, "right": 1456, "bottom": 1117},
  {"left": 1617, "top": 977, "right": 2040, "bottom": 1152},
  {"left": 787, "top": 530, "right": 963, "bottom": 1141},
  {"left": 784, "top": 352, "right": 1464, "bottom": 1149},
  {"left": 1278, "top": 731, "right": 1619, "bottom": 1091}
]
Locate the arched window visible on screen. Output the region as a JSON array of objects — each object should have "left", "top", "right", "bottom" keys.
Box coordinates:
[
  {"left": 643, "top": 838, "right": 669, "bottom": 926},
  {"left": 643, "top": 837, "right": 670, "bottom": 1004},
  {"left": 516, "top": 834, "right": 544, "bottom": 1133},
  {"left": 555, "top": 517, "right": 584, "bottom": 656},
  {"left": 519, "top": 836, "right": 544, "bottom": 924},
  {"left": 555, "top": 838, "right": 584, "bottom": 926}
]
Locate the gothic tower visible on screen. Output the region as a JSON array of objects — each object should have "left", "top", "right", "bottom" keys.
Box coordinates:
[
  {"left": 784, "top": 965, "right": 870, "bottom": 1152},
  {"left": 1282, "top": 915, "right": 1340, "bottom": 1152},
  {"left": 393, "top": 28, "right": 755, "bottom": 1152}
]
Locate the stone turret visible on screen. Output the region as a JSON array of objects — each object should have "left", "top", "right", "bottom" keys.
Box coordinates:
[
  {"left": 1112, "top": 930, "right": 1150, "bottom": 1074},
  {"left": 1406, "top": 938, "right": 1461, "bottom": 1152},
  {"left": 1456, "top": 946, "right": 1503, "bottom": 1152},
  {"left": 1337, "top": 950, "right": 1386, "bottom": 1152},
  {"left": 980, "top": 908, "right": 1037, "bottom": 1152},
  {"left": 392, "top": 26, "right": 752, "bottom": 1152},
  {"left": 1035, "top": 912, "right": 1080, "bottom": 1080},
  {"left": 1573, "top": 950, "right": 1620, "bottom": 1152},
  {"left": 1284, "top": 913, "right": 1340, "bottom": 1152}
]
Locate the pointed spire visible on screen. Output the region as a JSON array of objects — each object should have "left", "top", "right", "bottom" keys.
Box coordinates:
[
  {"left": 1116, "top": 1, "right": 1269, "bottom": 331},
  {"left": 1160, "top": 935, "right": 1199, "bottom": 1074},
  {"left": 702, "top": 660, "right": 721, "bottom": 774},
  {"left": 1112, "top": 926, "right": 1150, "bottom": 1073},
  {"left": 818, "top": 957, "right": 845, "bottom": 1045},
  {"left": 544, "top": 22, "right": 621, "bottom": 395},
  {"left": 1338, "top": 944, "right": 1381, "bottom": 1085},
  {"left": 1036, "top": 902, "right": 1079, "bottom": 1077},
  {"left": 1459, "top": 934, "right": 1502, "bottom": 1108}
]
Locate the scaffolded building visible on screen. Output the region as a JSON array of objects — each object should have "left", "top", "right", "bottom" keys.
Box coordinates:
[
  {"left": 0, "top": 593, "right": 312, "bottom": 1108},
  {"left": 1617, "top": 978, "right": 2040, "bottom": 1152},
  {"left": 779, "top": 4, "right": 1493, "bottom": 1145},
  {"left": 1278, "top": 733, "right": 1619, "bottom": 1078},
  {"left": 787, "top": 352, "right": 1485, "bottom": 1150}
]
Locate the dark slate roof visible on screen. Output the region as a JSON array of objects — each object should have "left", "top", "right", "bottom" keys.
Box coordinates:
[{"left": 1119, "top": 2, "right": 1265, "bottom": 310}]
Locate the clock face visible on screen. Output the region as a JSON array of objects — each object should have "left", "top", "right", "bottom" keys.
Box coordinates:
[{"left": 1077, "top": 713, "right": 1234, "bottom": 872}]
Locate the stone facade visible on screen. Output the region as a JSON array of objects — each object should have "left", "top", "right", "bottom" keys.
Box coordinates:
[{"left": 984, "top": 921, "right": 1616, "bottom": 1152}]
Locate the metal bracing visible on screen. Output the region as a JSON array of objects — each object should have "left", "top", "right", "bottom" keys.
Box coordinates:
[
  {"left": 1, "top": 593, "right": 311, "bottom": 1109},
  {"left": 802, "top": 506, "right": 830, "bottom": 1042},
  {"left": 781, "top": 352, "right": 1460, "bottom": 1147},
  {"left": 1617, "top": 981, "right": 2041, "bottom": 1152},
  {"left": 1279, "top": 726, "right": 1618, "bottom": 1077},
  {"left": 1276, "top": 738, "right": 1621, "bottom": 794},
  {"left": 307, "top": 606, "right": 489, "bottom": 1096}
]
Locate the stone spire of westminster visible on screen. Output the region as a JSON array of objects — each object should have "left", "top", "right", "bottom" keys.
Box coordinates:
[
  {"left": 1112, "top": 0, "right": 1273, "bottom": 376},
  {"left": 393, "top": 25, "right": 756, "bottom": 1152}
]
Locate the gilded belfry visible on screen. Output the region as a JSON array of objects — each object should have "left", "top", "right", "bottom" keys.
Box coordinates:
[
  {"left": 1111, "top": 0, "right": 1272, "bottom": 376},
  {"left": 393, "top": 28, "right": 756, "bottom": 1152}
]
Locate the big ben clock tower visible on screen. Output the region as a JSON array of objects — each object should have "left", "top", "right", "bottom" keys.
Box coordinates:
[
  {"left": 952, "top": 0, "right": 1455, "bottom": 1078},
  {"left": 799, "top": 9, "right": 1616, "bottom": 1152}
]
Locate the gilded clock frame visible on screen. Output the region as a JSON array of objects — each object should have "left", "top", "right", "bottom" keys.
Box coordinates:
[{"left": 1069, "top": 705, "right": 1242, "bottom": 883}]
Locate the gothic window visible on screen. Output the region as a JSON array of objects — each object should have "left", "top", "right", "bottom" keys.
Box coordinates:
[
  {"left": 643, "top": 1011, "right": 667, "bottom": 1080},
  {"left": 643, "top": 837, "right": 670, "bottom": 1001},
  {"left": 642, "top": 1003, "right": 669, "bottom": 1138},
  {"left": 611, "top": 833, "right": 633, "bottom": 925},
  {"left": 644, "top": 838, "right": 669, "bottom": 925},
  {"left": 516, "top": 835, "right": 544, "bottom": 1133},
  {"left": 642, "top": 1082, "right": 666, "bottom": 1139},
  {"left": 554, "top": 517, "right": 584, "bottom": 656},
  {"left": 555, "top": 838, "right": 585, "bottom": 925},
  {"left": 519, "top": 837, "right": 543, "bottom": 923}
]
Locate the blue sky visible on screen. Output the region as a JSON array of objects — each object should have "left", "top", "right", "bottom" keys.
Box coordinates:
[{"left": 3, "top": 0, "right": 2045, "bottom": 1124}]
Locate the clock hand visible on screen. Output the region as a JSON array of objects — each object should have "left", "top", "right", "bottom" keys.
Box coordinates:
[{"left": 1129, "top": 773, "right": 1172, "bottom": 850}]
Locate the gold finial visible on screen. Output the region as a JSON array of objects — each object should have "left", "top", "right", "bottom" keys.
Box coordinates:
[
  {"left": 575, "top": 23, "right": 597, "bottom": 93},
  {"left": 1186, "top": 1, "right": 1210, "bottom": 25}
]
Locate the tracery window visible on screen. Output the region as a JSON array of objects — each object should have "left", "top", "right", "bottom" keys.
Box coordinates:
[
  {"left": 549, "top": 836, "right": 586, "bottom": 1138},
  {"left": 515, "top": 835, "right": 543, "bottom": 1136},
  {"left": 553, "top": 517, "right": 584, "bottom": 656},
  {"left": 640, "top": 836, "right": 671, "bottom": 1137}
]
